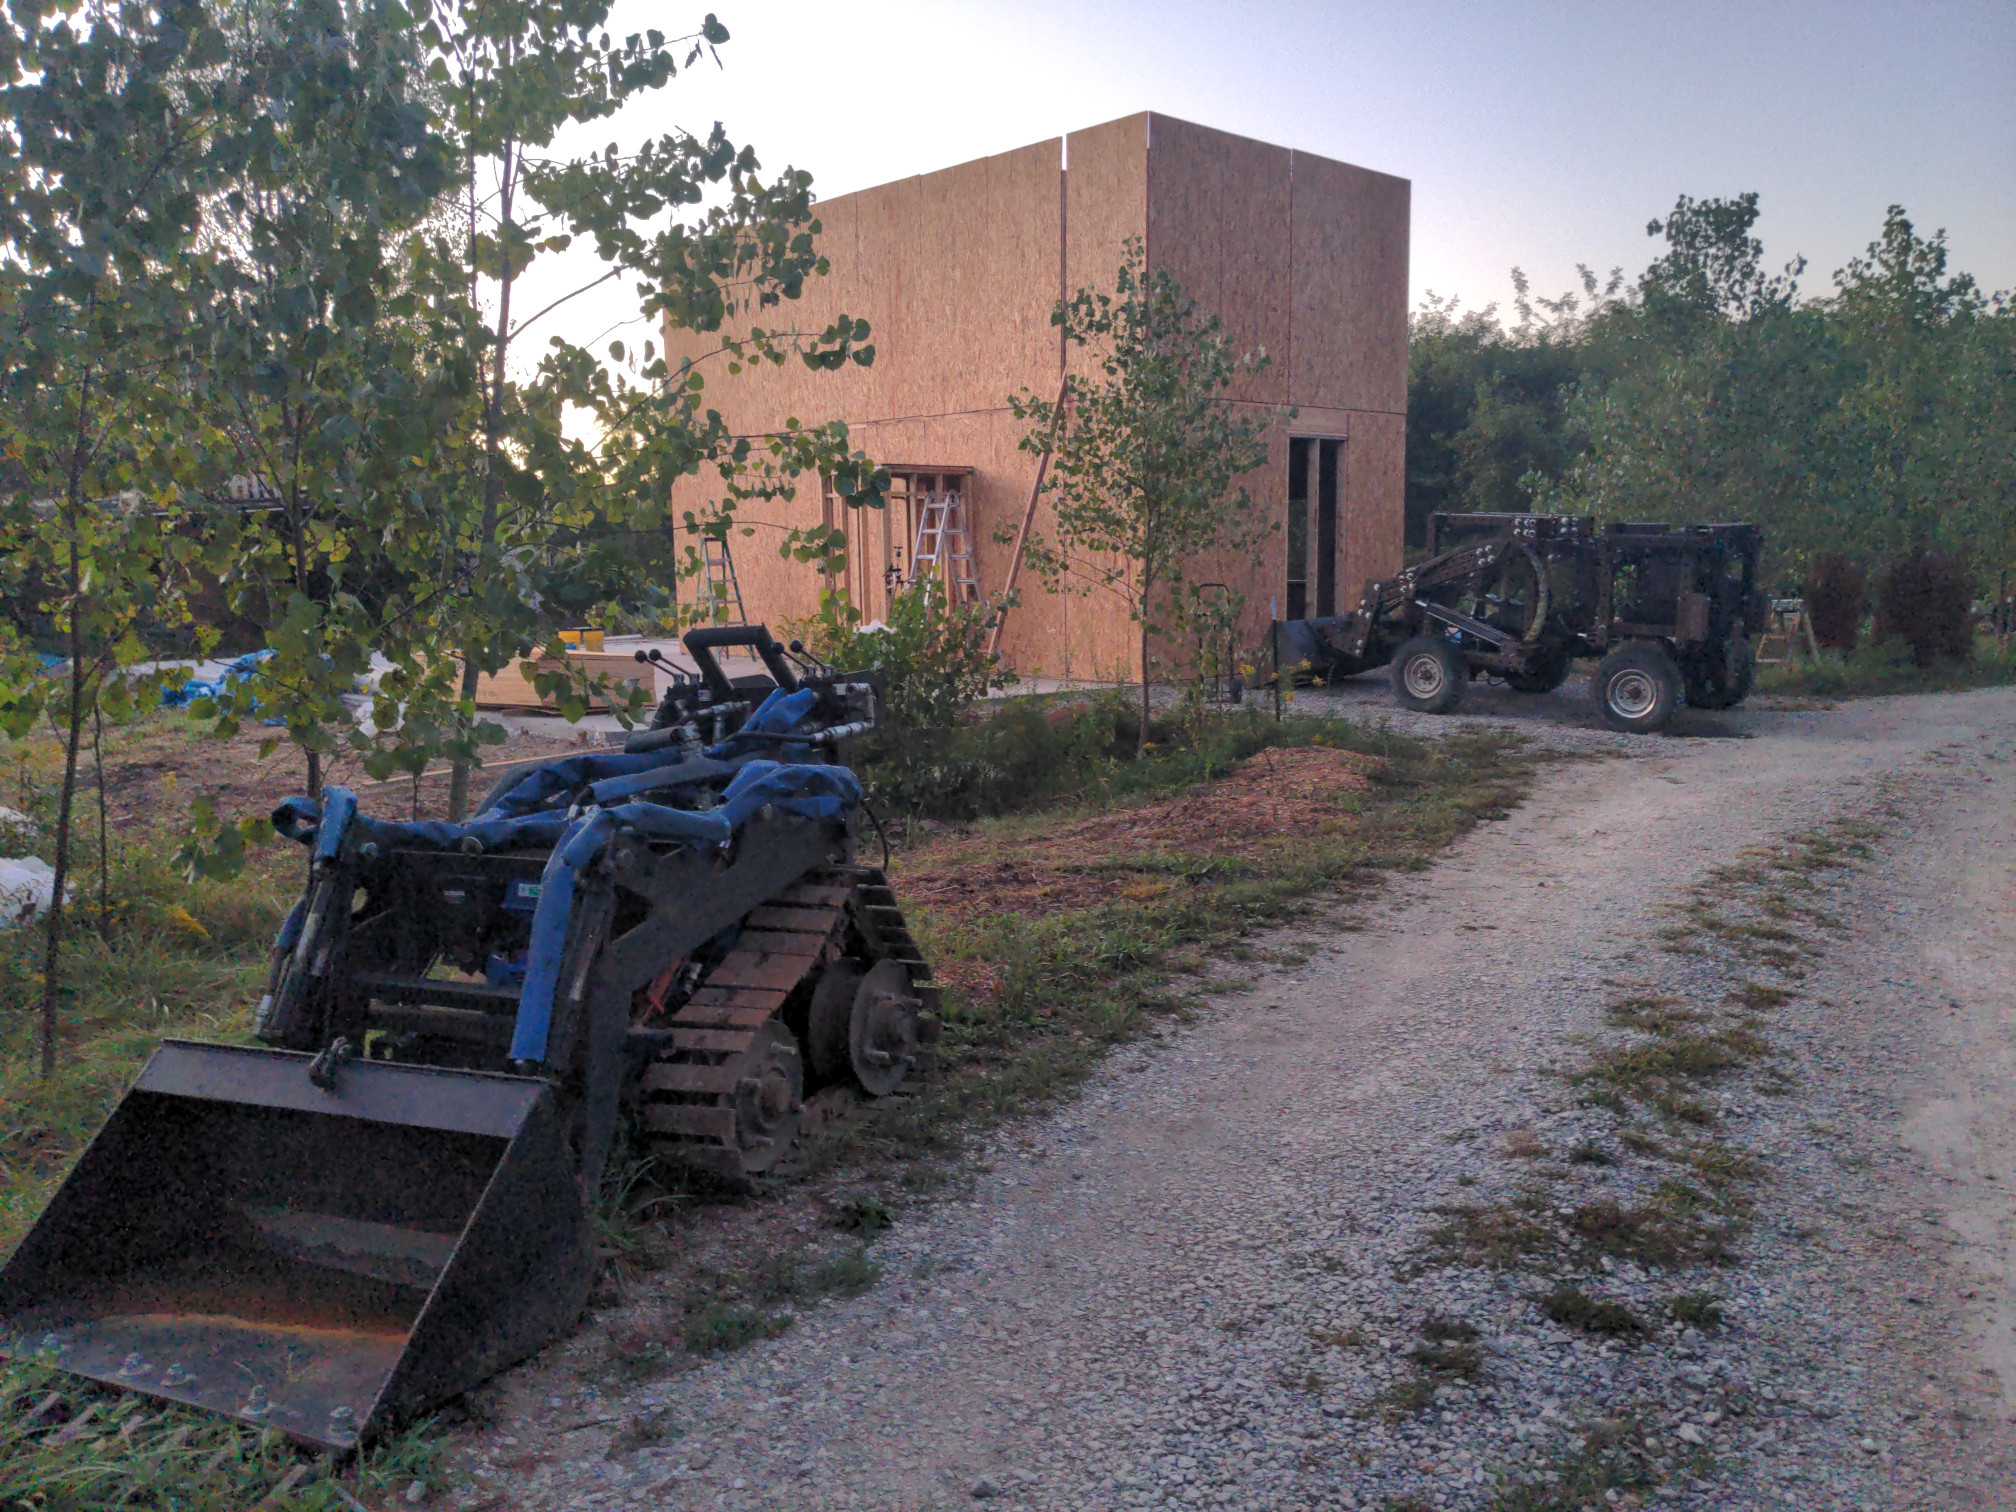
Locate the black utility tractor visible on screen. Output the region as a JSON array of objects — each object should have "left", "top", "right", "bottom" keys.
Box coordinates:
[{"left": 1276, "top": 513, "right": 1765, "bottom": 733}]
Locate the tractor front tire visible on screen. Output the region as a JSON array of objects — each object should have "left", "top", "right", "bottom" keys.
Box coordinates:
[
  {"left": 1595, "top": 643, "right": 1683, "bottom": 734},
  {"left": 1392, "top": 635, "right": 1466, "bottom": 715}
]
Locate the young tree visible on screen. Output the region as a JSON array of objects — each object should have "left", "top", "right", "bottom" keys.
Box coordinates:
[
  {"left": 409, "top": 0, "right": 880, "bottom": 817},
  {"left": 0, "top": 0, "right": 235, "bottom": 1072},
  {"left": 193, "top": 0, "right": 454, "bottom": 800},
  {"left": 1009, "top": 239, "right": 1278, "bottom": 754},
  {"left": 165, "top": 2, "right": 884, "bottom": 839}
]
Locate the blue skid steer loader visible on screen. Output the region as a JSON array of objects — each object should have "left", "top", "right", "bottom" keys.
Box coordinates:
[{"left": 0, "top": 627, "right": 938, "bottom": 1452}]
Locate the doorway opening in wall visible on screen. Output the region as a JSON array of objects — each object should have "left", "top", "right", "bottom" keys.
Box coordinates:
[
  {"left": 1285, "top": 437, "right": 1341, "bottom": 620},
  {"left": 821, "top": 466, "right": 973, "bottom": 623}
]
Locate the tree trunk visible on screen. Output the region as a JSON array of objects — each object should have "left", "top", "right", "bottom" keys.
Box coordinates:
[
  {"left": 284, "top": 423, "right": 321, "bottom": 802},
  {"left": 446, "top": 653, "right": 483, "bottom": 820},
  {"left": 40, "top": 550, "right": 86, "bottom": 1078},
  {"left": 1138, "top": 617, "right": 1151, "bottom": 759},
  {"left": 449, "top": 142, "right": 518, "bottom": 822},
  {"left": 93, "top": 703, "right": 108, "bottom": 929}
]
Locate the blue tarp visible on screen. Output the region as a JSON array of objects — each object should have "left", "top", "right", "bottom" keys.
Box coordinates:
[{"left": 161, "top": 650, "right": 276, "bottom": 709}]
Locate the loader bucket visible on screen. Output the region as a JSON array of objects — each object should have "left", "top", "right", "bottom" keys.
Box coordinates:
[{"left": 0, "top": 1041, "right": 591, "bottom": 1452}]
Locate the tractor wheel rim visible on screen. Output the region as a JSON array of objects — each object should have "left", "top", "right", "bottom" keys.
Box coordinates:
[
  {"left": 1608, "top": 669, "right": 1658, "bottom": 718},
  {"left": 1404, "top": 655, "right": 1447, "bottom": 699}
]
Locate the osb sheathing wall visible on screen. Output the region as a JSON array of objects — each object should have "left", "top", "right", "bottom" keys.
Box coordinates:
[{"left": 661, "top": 112, "right": 1408, "bottom": 683}]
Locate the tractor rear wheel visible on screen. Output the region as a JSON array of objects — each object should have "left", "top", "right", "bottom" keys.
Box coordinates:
[
  {"left": 1724, "top": 634, "right": 1756, "bottom": 707},
  {"left": 1595, "top": 643, "right": 1683, "bottom": 733},
  {"left": 1683, "top": 634, "right": 1756, "bottom": 710},
  {"left": 1392, "top": 635, "right": 1466, "bottom": 714}
]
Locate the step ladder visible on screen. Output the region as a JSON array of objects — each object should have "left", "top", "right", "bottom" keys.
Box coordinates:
[
  {"left": 910, "top": 493, "right": 980, "bottom": 605},
  {"left": 700, "top": 536, "right": 748, "bottom": 625}
]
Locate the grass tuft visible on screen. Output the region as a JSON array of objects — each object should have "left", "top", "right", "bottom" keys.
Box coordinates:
[
  {"left": 681, "top": 1303, "right": 792, "bottom": 1355},
  {"left": 1535, "top": 1284, "right": 1646, "bottom": 1337},
  {"left": 1489, "top": 1416, "right": 1663, "bottom": 1511},
  {"left": 1667, "top": 1292, "right": 1726, "bottom": 1330}
]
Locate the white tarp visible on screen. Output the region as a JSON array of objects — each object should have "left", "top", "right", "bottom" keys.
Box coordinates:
[{"left": 0, "top": 856, "right": 59, "bottom": 927}]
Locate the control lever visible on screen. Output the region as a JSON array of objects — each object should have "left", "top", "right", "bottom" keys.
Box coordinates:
[
  {"left": 784, "top": 638, "right": 832, "bottom": 679},
  {"left": 633, "top": 647, "right": 698, "bottom": 682}
]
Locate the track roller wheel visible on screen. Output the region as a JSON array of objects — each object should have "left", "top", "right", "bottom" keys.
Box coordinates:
[
  {"left": 729, "top": 1020, "right": 803, "bottom": 1175},
  {"left": 850, "top": 959, "right": 923, "bottom": 1097},
  {"left": 806, "top": 959, "right": 865, "bottom": 1083}
]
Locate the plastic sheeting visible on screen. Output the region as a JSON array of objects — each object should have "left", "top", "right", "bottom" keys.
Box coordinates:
[{"left": 0, "top": 857, "right": 61, "bottom": 927}]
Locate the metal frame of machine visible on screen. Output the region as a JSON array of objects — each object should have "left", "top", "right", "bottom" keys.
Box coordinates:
[
  {"left": 0, "top": 625, "right": 937, "bottom": 1451},
  {"left": 1276, "top": 513, "right": 1766, "bottom": 733}
]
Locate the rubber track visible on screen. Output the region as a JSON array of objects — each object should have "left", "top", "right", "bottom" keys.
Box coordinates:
[{"left": 637, "top": 866, "right": 938, "bottom": 1178}]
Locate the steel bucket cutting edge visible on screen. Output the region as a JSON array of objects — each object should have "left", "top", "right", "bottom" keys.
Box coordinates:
[{"left": 0, "top": 1041, "right": 591, "bottom": 1451}]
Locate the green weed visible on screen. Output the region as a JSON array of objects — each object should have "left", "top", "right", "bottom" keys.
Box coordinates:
[
  {"left": 1309, "top": 1326, "right": 1366, "bottom": 1349},
  {"left": 1420, "top": 1315, "right": 1479, "bottom": 1344},
  {"left": 1422, "top": 1198, "right": 1562, "bottom": 1270},
  {"left": 1489, "top": 1416, "right": 1662, "bottom": 1511},
  {"left": 1356, "top": 1373, "right": 1438, "bottom": 1421},
  {"left": 681, "top": 1303, "right": 791, "bottom": 1355},
  {"left": 1409, "top": 1341, "right": 1483, "bottom": 1380},
  {"left": 0, "top": 1354, "right": 450, "bottom": 1510},
  {"left": 830, "top": 1192, "right": 893, "bottom": 1237},
  {"left": 1566, "top": 1196, "right": 1739, "bottom": 1269},
  {"left": 1667, "top": 1293, "right": 1726, "bottom": 1330},
  {"left": 1535, "top": 1284, "right": 1646, "bottom": 1337},
  {"left": 1754, "top": 637, "right": 2016, "bottom": 701}
]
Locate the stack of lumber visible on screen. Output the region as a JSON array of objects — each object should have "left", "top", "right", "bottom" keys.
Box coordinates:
[{"left": 473, "top": 651, "right": 653, "bottom": 712}]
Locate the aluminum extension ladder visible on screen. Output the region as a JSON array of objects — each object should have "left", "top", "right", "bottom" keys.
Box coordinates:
[
  {"left": 700, "top": 536, "right": 748, "bottom": 624},
  {"left": 910, "top": 493, "right": 980, "bottom": 605}
]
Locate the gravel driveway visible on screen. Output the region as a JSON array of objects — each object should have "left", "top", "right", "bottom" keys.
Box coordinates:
[{"left": 462, "top": 685, "right": 2016, "bottom": 1512}]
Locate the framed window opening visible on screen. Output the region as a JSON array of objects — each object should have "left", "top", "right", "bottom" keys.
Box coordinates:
[{"left": 821, "top": 466, "right": 973, "bottom": 622}]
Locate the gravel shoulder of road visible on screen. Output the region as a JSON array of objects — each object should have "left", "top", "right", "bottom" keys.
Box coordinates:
[{"left": 443, "top": 687, "right": 2016, "bottom": 1512}]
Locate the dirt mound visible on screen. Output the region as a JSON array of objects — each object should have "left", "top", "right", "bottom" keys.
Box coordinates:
[{"left": 896, "top": 745, "right": 1375, "bottom": 927}]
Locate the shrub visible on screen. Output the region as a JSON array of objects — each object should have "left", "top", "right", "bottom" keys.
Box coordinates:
[
  {"left": 796, "top": 577, "right": 1006, "bottom": 736},
  {"left": 1876, "top": 551, "right": 1974, "bottom": 666},
  {"left": 791, "top": 579, "right": 1011, "bottom": 814},
  {"left": 1802, "top": 553, "right": 1865, "bottom": 652}
]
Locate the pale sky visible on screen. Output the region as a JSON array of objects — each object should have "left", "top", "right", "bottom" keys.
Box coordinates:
[{"left": 513, "top": 0, "right": 2016, "bottom": 375}]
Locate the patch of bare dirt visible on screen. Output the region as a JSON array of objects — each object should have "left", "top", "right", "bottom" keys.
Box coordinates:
[
  {"left": 893, "top": 746, "right": 1376, "bottom": 929},
  {"left": 50, "top": 718, "right": 605, "bottom": 832}
]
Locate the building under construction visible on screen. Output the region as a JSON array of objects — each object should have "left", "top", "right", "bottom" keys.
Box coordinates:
[{"left": 664, "top": 112, "right": 1409, "bottom": 682}]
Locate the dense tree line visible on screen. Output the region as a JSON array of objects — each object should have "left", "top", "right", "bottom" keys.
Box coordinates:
[{"left": 1405, "top": 196, "right": 2016, "bottom": 602}]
